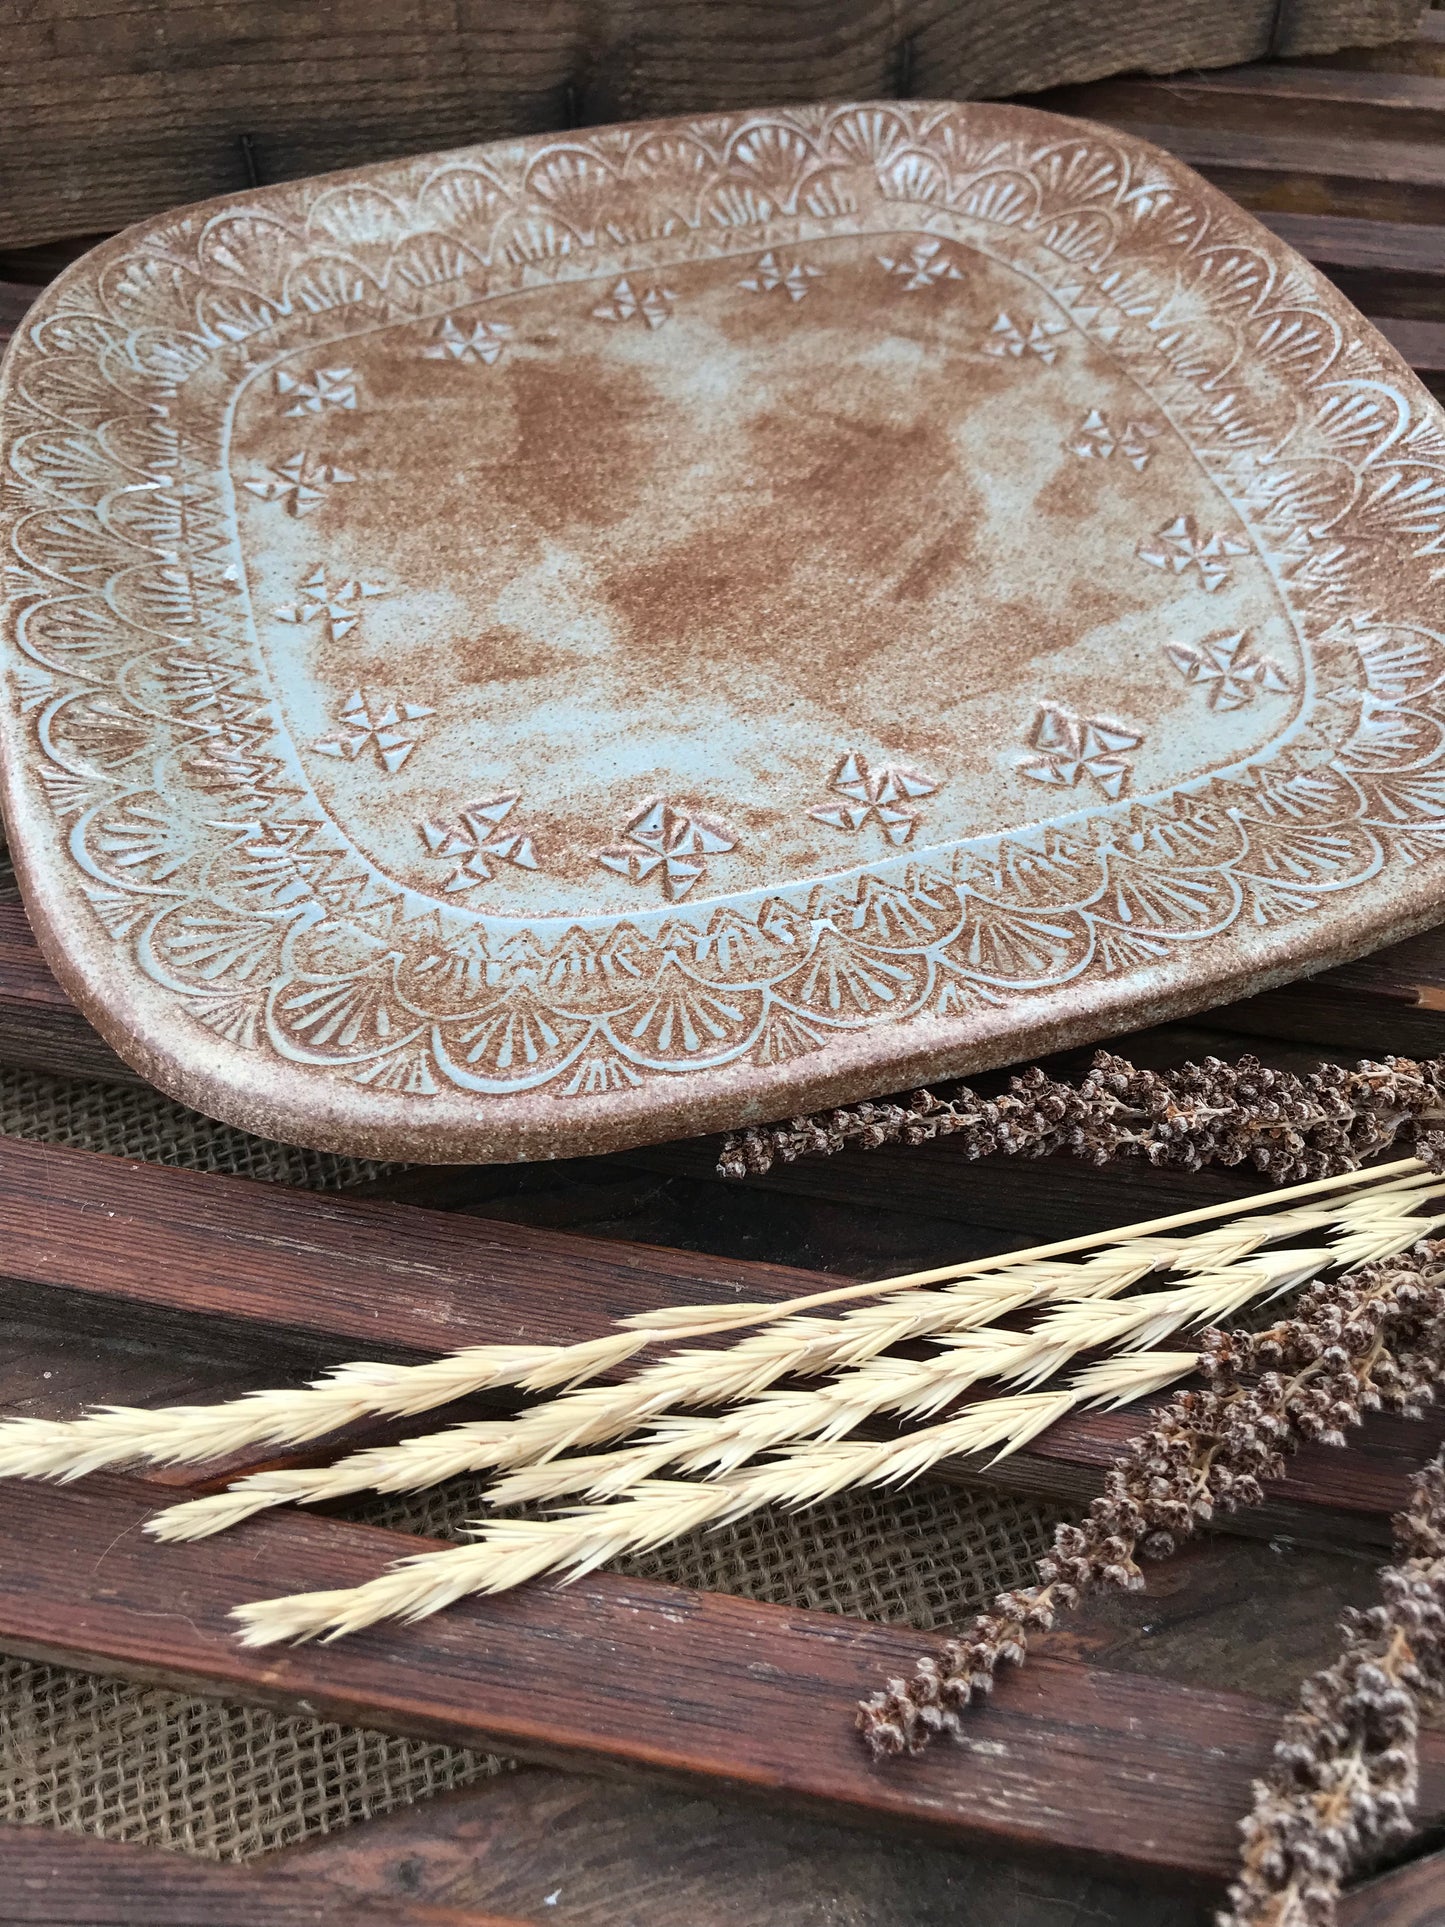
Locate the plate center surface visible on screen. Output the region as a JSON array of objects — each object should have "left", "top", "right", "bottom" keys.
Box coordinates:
[{"left": 233, "top": 227, "right": 1301, "bottom": 918}]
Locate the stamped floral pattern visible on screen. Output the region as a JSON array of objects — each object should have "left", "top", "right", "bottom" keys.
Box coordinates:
[
  {"left": 808, "top": 753, "right": 939, "bottom": 846},
  {"left": 419, "top": 795, "right": 540, "bottom": 893},
  {"left": 1018, "top": 705, "right": 1142, "bottom": 800},
  {"left": 313, "top": 691, "right": 434, "bottom": 771},
  {"left": 596, "top": 801, "right": 738, "bottom": 902},
  {"left": 1165, "top": 632, "right": 1293, "bottom": 710},
  {"left": 4, "top": 103, "right": 1445, "bottom": 1142},
  {"left": 275, "top": 571, "right": 387, "bottom": 642},
  {"left": 244, "top": 453, "right": 355, "bottom": 516}
]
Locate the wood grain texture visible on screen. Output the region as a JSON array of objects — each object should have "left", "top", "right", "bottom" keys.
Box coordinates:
[
  {"left": 1299, "top": 4, "right": 1445, "bottom": 75},
  {"left": 1339, "top": 1848, "right": 1445, "bottom": 1927},
  {"left": 0, "top": 904, "right": 136, "bottom": 1085},
  {"left": 0, "top": 1823, "right": 530, "bottom": 1925},
  {"left": 266, "top": 1771, "right": 1212, "bottom": 1927},
  {"left": 1, "top": 1469, "right": 1440, "bottom": 1885},
  {"left": 263, "top": 1545, "right": 1379, "bottom": 1925},
  {"left": 0, "top": 0, "right": 1423, "bottom": 247},
  {"left": 1, "top": 1128, "right": 1438, "bottom": 1538},
  {"left": 1036, "top": 54, "right": 1445, "bottom": 224},
  {"left": 0, "top": 1130, "right": 830, "bottom": 1358}
]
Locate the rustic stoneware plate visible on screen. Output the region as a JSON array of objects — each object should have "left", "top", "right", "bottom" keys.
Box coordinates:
[{"left": 5, "top": 103, "right": 1445, "bottom": 1162}]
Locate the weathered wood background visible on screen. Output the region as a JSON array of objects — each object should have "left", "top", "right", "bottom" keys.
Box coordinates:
[{"left": 0, "top": 0, "right": 1428, "bottom": 247}]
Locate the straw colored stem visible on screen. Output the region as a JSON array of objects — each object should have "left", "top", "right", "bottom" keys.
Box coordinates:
[
  {"left": 231, "top": 1353, "right": 1197, "bottom": 1647},
  {"left": 2, "top": 1160, "right": 1430, "bottom": 1489},
  {"left": 150, "top": 1194, "right": 1444, "bottom": 1542}
]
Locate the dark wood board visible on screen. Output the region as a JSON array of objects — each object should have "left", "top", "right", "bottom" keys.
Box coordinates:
[
  {"left": 0, "top": 1130, "right": 1438, "bottom": 1543},
  {"left": 0, "top": 1825, "right": 530, "bottom": 1926},
  {"left": 1339, "top": 1850, "right": 1445, "bottom": 1927},
  {"left": 261, "top": 1770, "right": 1213, "bottom": 1927},
  {"left": 2, "top": 1469, "right": 1440, "bottom": 1890},
  {"left": 265, "top": 1760, "right": 1445, "bottom": 1927},
  {"left": 0, "top": 0, "right": 1424, "bottom": 249}
]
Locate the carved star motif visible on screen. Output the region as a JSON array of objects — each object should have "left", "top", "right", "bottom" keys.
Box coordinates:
[
  {"left": 984, "top": 311, "right": 1066, "bottom": 363},
  {"left": 1019, "top": 704, "right": 1142, "bottom": 800},
  {"left": 274, "top": 366, "right": 357, "bottom": 415},
  {"left": 739, "top": 251, "right": 823, "bottom": 301},
  {"left": 419, "top": 793, "right": 540, "bottom": 891},
  {"left": 243, "top": 453, "right": 355, "bottom": 517},
  {"left": 808, "top": 752, "right": 938, "bottom": 846},
  {"left": 424, "top": 317, "right": 514, "bottom": 365},
  {"left": 592, "top": 278, "right": 675, "bottom": 329},
  {"left": 877, "top": 239, "right": 963, "bottom": 291},
  {"left": 1138, "top": 515, "right": 1249, "bottom": 592},
  {"left": 274, "top": 569, "right": 386, "bottom": 641},
  {"left": 313, "top": 690, "right": 434, "bottom": 773},
  {"left": 1165, "top": 631, "right": 1293, "bottom": 710},
  {"left": 596, "top": 800, "right": 735, "bottom": 901},
  {"left": 1070, "top": 408, "right": 1161, "bottom": 471}
]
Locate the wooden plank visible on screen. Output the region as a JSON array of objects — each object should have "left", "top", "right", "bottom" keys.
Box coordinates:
[
  {"left": 0, "top": 1131, "right": 1438, "bottom": 1542},
  {"left": 2, "top": 1313, "right": 1396, "bottom": 1915},
  {"left": 1257, "top": 208, "right": 1445, "bottom": 317},
  {"left": 261, "top": 1768, "right": 1212, "bottom": 1927},
  {"left": 0, "top": 1824, "right": 528, "bottom": 1926},
  {"left": 1297, "top": 8, "right": 1445, "bottom": 77},
  {"left": 1252, "top": 213, "right": 1445, "bottom": 383},
  {"left": 1210, "top": 923, "right": 1445, "bottom": 1051},
  {"left": 1, "top": 0, "right": 1401, "bottom": 249},
  {"left": 0, "top": 1132, "right": 831, "bottom": 1360},
  {"left": 23, "top": 1535, "right": 1379, "bottom": 1927},
  {"left": 965, "top": 1396, "right": 1445, "bottom": 1553},
  {"left": 1052, "top": 62, "right": 1445, "bottom": 144},
  {"left": 1042, "top": 58, "right": 1445, "bottom": 224},
  {"left": 0, "top": 903, "right": 137, "bottom": 1085},
  {"left": 1087, "top": 121, "right": 1445, "bottom": 226},
  {"left": 1340, "top": 1847, "right": 1445, "bottom": 1927},
  {"left": 1, "top": 1469, "right": 1439, "bottom": 1885},
  {"left": 1373, "top": 313, "right": 1445, "bottom": 367}
]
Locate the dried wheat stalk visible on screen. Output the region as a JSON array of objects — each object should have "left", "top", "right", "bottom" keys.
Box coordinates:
[
  {"left": 2, "top": 1158, "right": 1423, "bottom": 1486},
  {"left": 223, "top": 1197, "right": 1445, "bottom": 1645},
  {"left": 1222, "top": 1446, "right": 1445, "bottom": 1927},
  {"left": 149, "top": 1185, "right": 1440, "bottom": 1542},
  {"left": 856, "top": 1243, "right": 1445, "bottom": 1759},
  {"left": 719, "top": 1051, "right": 1445, "bottom": 1184},
  {"left": 230, "top": 1355, "right": 1191, "bottom": 1648}
]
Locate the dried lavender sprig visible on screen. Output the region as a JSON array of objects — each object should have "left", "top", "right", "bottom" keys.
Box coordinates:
[
  {"left": 720, "top": 1051, "right": 1445, "bottom": 1185},
  {"left": 1221, "top": 1446, "right": 1445, "bottom": 1927},
  {"left": 857, "top": 1241, "right": 1445, "bottom": 1761}
]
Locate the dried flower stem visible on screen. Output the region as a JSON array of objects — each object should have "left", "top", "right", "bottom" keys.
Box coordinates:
[
  {"left": 857, "top": 1242, "right": 1445, "bottom": 1759},
  {"left": 720, "top": 1051, "right": 1445, "bottom": 1186},
  {"left": 0, "top": 1159, "right": 1426, "bottom": 1488},
  {"left": 1221, "top": 1447, "right": 1445, "bottom": 1927},
  {"left": 151, "top": 1188, "right": 1443, "bottom": 1542}
]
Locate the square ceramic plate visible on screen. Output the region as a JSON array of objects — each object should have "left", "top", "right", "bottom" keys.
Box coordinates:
[{"left": 5, "top": 102, "right": 1445, "bottom": 1161}]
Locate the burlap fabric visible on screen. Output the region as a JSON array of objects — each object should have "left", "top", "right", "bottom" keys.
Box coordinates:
[{"left": 0, "top": 863, "right": 1061, "bottom": 1857}]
